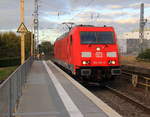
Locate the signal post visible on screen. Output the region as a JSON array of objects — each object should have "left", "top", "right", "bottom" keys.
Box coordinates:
[{"left": 17, "top": 0, "right": 28, "bottom": 64}]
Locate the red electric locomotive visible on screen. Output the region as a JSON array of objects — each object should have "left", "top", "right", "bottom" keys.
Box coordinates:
[{"left": 54, "top": 25, "right": 121, "bottom": 83}]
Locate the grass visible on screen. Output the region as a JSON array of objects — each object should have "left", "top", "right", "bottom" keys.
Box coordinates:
[{"left": 0, "top": 66, "right": 17, "bottom": 81}]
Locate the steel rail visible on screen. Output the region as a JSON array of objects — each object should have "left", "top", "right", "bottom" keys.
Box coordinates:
[
  {"left": 121, "top": 70, "right": 150, "bottom": 88},
  {"left": 121, "top": 69, "right": 150, "bottom": 78},
  {"left": 105, "top": 85, "right": 150, "bottom": 114}
]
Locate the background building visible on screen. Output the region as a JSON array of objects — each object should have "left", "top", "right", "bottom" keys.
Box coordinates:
[
  {"left": 118, "top": 28, "right": 150, "bottom": 55},
  {"left": 119, "top": 29, "right": 150, "bottom": 40}
]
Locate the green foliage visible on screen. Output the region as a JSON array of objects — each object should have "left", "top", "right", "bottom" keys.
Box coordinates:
[
  {"left": 0, "top": 32, "right": 20, "bottom": 58},
  {"left": 39, "top": 41, "right": 54, "bottom": 56},
  {"left": 0, "top": 66, "right": 17, "bottom": 81},
  {"left": 137, "top": 49, "right": 150, "bottom": 61},
  {"left": 0, "top": 57, "right": 20, "bottom": 67},
  {"left": 25, "top": 32, "right": 31, "bottom": 58},
  {"left": 0, "top": 32, "right": 32, "bottom": 67}
]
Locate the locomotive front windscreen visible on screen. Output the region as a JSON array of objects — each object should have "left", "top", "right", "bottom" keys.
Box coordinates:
[{"left": 80, "top": 31, "right": 114, "bottom": 44}]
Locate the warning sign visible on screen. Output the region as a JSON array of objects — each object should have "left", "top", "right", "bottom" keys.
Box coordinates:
[{"left": 17, "top": 23, "right": 28, "bottom": 33}]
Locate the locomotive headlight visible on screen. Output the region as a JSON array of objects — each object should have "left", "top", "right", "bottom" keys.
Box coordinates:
[
  {"left": 111, "top": 60, "right": 116, "bottom": 64},
  {"left": 96, "top": 47, "right": 101, "bottom": 51},
  {"left": 107, "top": 52, "right": 117, "bottom": 57},
  {"left": 108, "top": 60, "right": 116, "bottom": 64},
  {"left": 82, "top": 61, "right": 87, "bottom": 65},
  {"left": 82, "top": 61, "right": 90, "bottom": 65}
]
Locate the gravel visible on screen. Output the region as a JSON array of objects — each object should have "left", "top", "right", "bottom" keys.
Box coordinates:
[{"left": 85, "top": 75, "right": 150, "bottom": 117}]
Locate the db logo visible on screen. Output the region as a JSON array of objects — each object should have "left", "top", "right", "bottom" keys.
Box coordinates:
[{"left": 95, "top": 52, "right": 102, "bottom": 58}]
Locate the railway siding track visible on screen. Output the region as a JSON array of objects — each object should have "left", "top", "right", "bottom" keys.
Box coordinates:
[
  {"left": 54, "top": 61, "right": 150, "bottom": 116},
  {"left": 121, "top": 65, "right": 150, "bottom": 77},
  {"left": 105, "top": 86, "right": 150, "bottom": 115},
  {"left": 121, "top": 65, "right": 150, "bottom": 90}
]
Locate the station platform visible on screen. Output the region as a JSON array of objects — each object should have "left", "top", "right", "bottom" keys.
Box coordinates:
[{"left": 14, "top": 61, "right": 122, "bottom": 117}]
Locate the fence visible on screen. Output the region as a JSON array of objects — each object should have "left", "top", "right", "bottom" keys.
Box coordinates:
[{"left": 0, "top": 57, "right": 33, "bottom": 117}]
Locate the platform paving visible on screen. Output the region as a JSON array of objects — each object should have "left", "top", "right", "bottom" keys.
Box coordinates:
[
  {"left": 15, "top": 61, "right": 120, "bottom": 117},
  {"left": 15, "top": 61, "right": 69, "bottom": 117}
]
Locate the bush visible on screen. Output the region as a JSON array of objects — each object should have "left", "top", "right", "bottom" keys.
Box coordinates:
[
  {"left": 38, "top": 41, "right": 54, "bottom": 56},
  {"left": 136, "top": 49, "right": 150, "bottom": 61},
  {"left": 0, "top": 32, "right": 20, "bottom": 58},
  {"left": 0, "top": 57, "right": 20, "bottom": 67},
  {"left": 0, "top": 32, "right": 32, "bottom": 60}
]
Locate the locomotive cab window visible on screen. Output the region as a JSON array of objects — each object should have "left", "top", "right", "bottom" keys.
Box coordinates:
[{"left": 80, "top": 31, "right": 114, "bottom": 44}]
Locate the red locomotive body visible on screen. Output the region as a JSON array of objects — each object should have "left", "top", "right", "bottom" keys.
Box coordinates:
[{"left": 54, "top": 25, "right": 121, "bottom": 82}]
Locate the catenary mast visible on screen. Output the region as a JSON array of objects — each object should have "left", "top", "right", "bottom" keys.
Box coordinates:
[{"left": 34, "top": 0, "right": 39, "bottom": 54}]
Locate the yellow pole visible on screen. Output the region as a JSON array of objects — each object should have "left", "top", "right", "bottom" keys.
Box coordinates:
[
  {"left": 20, "top": 0, "right": 25, "bottom": 64},
  {"left": 31, "top": 32, "right": 33, "bottom": 56},
  {"left": 21, "top": 34, "right": 25, "bottom": 64},
  {"left": 20, "top": 0, "right": 24, "bottom": 22}
]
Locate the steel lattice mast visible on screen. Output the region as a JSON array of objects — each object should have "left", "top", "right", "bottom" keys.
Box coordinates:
[
  {"left": 34, "top": 0, "right": 39, "bottom": 54},
  {"left": 139, "top": 3, "right": 147, "bottom": 52}
]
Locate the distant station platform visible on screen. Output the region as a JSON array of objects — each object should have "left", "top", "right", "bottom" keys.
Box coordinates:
[{"left": 14, "top": 61, "right": 122, "bottom": 117}]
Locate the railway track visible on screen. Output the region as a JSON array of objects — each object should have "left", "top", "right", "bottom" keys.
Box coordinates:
[
  {"left": 105, "top": 85, "right": 150, "bottom": 115},
  {"left": 122, "top": 70, "right": 150, "bottom": 78},
  {"left": 121, "top": 69, "right": 150, "bottom": 92},
  {"left": 54, "top": 61, "right": 150, "bottom": 116},
  {"left": 121, "top": 66, "right": 150, "bottom": 80}
]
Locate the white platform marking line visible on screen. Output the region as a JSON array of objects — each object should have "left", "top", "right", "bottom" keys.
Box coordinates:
[
  {"left": 13, "top": 112, "right": 60, "bottom": 116},
  {"left": 49, "top": 60, "right": 122, "bottom": 117},
  {"left": 43, "top": 61, "right": 84, "bottom": 117}
]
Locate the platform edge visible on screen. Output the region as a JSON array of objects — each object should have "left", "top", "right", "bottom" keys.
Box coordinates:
[{"left": 48, "top": 60, "right": 122, "bottom": 117}]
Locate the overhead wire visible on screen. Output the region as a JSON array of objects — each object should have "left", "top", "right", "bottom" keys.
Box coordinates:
[{"left": 37, "top": 0, "right": 98, "bottom": 40}]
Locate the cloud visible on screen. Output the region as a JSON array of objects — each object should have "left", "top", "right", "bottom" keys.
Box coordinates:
[
  {"left": 129, "top": 3, "right": 150, "bottom": 9},
  {"left": 101, "top": 11, "right": 128, "bottom": 17},
  {"left": 107, "top": 5, "right": 123, "bottom": 9},
  {"left": 0, "top": 0, "right": 34, "bottom": 30},
  {"left": 98, "top": 18, "right": 139, "bottom": 24},
  {"left": 40, "top": 0, "right": 70, "bottom": 14},
  {"left": 68, "top": 0, "right": 137, "bottom": 9},
  {"left": 116, "top": 18, "right": 139, "bottom": 24},
  {"left": 1, "top": 0, "right": 150, "bottom": 42}
]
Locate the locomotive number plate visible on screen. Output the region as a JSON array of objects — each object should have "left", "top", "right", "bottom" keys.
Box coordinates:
[
  {"left": 95, "top": 52, "right": 103, "bottom": 58},
  {"left": 93, "top": 61, "right": 106, "bottom": 64}
]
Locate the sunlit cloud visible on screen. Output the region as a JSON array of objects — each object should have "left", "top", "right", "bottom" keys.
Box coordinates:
[
  {"left": 107, "top": 5, "right": 123, "bottom": 9},
  {"left": 129, "top": 3, "right": 150, "bottom": 9},
  {"left": 0, "top": 0, "right": 150, "bottom": 42},
  {"left": 116, "top": 18, "right": 139, "bottom": 24}
]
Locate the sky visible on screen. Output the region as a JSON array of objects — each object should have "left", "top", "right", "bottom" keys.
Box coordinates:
[{"left": 0, "top": 0, "right": 150, "bottom": 43}]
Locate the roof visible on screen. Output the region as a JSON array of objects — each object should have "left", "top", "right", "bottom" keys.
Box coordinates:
[{"left": 55, "top": 25, "right": 114, "bottom": 42}]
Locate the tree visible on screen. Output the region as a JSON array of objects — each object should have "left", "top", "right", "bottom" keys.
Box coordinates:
[
  {"left": 24, "top": 32, "right": 32, "bottom": 58},
  {"left": 0, "top": 32, "right": 32, "bottom": 59},
  {"left": 0, "top": 32, "right": 20, "bottom": 58},
  {"left": 137, "top": 49, "right": 150, "bottom": 61},
  {"left": 39, "top": 41, "right": 53, "bottom": 56}
]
